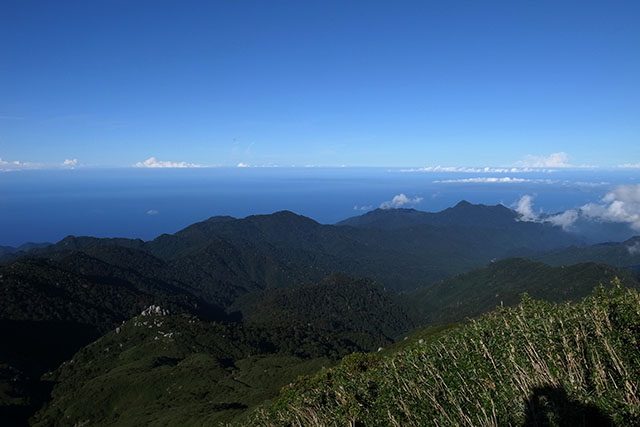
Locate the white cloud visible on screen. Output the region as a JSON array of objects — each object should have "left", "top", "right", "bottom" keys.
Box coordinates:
[
  {"left": 581, "top": 185, "right": 640, "bottom": 230},
  {"left": 237, "top": 162, "right": 250, "bottom": 168},
  {"left": 515, "top": 185, "right": 640, "bottom": 231},
  {"left": 380, "top": 193, "right": 423, "bottom": 209},
  {"left": 135, "top": 156, "right": 201, "bottom": 168},
  {"left": 619, "top": 163, "right": 640, "bottom": 169},
  {"left": 517, "top": 152, "right": 571, "bottom": 168},
  {"left": 513, "top": 195, "right": 577, "bottom": 230},
  {"left": 546, "top": 209, "right": 579, "bottom": 229},
  {"left": 627, "top": 241, "right": 640, "bottom": 255},
  {"left": 63, "top": 158, "right": 78, "bottom": 167},
  {"left": 515, "top": 195, "right": 537, "bottom": 221},
  {"left": 146, "top": 209, "right": 159, "bottom": 216}
]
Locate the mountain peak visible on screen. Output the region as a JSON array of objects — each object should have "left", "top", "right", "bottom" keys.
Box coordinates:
[
  {"left": 249, "top": 210, "right": 319, "bottom": 224},
  {"left": 338, "top": 200, "right": 519, "bottom": 230},
  {"left": 204, "top": 215, "right": 237, "bottom": 223},
  {"left": 454, "top": 200, "right": 473, "bottom": 208}
]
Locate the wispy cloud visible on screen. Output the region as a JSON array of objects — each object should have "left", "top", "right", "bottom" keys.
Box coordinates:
[
  {"left": 134, "top": 156, "right": 201, "bottom": 168},
  {"left": 380, "top": 193, "right": 423, "bottom": 209},
  {"left": 619, "top": 163, "right": 640, "bottom": 169},
  {"left": 353, "top": 205, "right": 373, "bottom": 211},
  {"left": 401, "top": 166, "right": 550, "bottom": 173},
  {"left": 63, "top": 158, "right": 79, "bottom": 168},
  {"left": 433, "top": 177, "right": 607, "bottom": 187},
  {"left": 571, "top": 181, "right": 609, "bottom": 188},
  {"left": 434, "top": 177, "right": 546, "bottom": 184},
  {"left": 146, "top": 209, "right": 159, "bottom": 216},
  {"left": 628, "top": 241, "right": 640, "bottom": 255},
  {"left": 516, "top": 152, "right": 571, "bottom": 168},
  {"left": 237, "top": 162, "right": 250, "bottom": 168},
  {"left": 433, "top": 176, "right": 532, "bottom": 184},
  {"left": 0, "top": 157, "right": 41, "bottom": 172}
]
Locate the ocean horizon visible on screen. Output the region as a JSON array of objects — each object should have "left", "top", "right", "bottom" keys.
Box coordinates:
[{"left": 2, "top": 167, "right": 638, "bottom": 247}]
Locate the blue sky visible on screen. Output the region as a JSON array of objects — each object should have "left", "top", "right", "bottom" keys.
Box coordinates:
[{"left": 1, "top": 0, "right": 639, "bottom": 168}]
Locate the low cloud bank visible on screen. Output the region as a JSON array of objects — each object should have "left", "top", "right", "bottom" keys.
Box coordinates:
[
  {"left": 516, "top": 184, "right": 640, "bottom": 231},
  {"left": 581, "top": 185, "right": 640, "bottom": 231}
]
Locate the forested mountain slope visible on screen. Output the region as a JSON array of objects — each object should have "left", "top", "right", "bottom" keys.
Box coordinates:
[
  {"left": 18, "top": 203, "right": 582, "bottom": 295},
  {"left": 403, "top": 258, "right": 639, "bottom": 325}
]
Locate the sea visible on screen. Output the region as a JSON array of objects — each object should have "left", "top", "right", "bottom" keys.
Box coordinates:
[{"left": 1, "top": 167, "right": 638, "bottom": 247}]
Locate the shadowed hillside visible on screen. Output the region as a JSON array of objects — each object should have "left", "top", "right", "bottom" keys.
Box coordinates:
[{"left": 403, "top": 258, "right": 639, "bottom": 325}]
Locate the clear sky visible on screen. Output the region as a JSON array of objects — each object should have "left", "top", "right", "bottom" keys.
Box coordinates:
[{"left": 1, "top": 0, "right": 639, "bottom": 168}]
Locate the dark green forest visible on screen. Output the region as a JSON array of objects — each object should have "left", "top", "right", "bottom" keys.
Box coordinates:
[{"left": 2, "top": 203, "right": 639, "bottom": 425}]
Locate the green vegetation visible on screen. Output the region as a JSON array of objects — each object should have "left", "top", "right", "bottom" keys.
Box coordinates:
[
  {"left": 253, "top": 283, "right": 640, "bottom": 426},
  {"left": 404, "top": 258, "right": 639, "bottom": 325},
  {"left": 234, "top": 275, "right": 413, "bottom": 355},
  {"left": 31, "top": 310, "right": 333, "bottom": 426},
  {"left": 537, "top": 236, "right": 640, "bottom": 270},
  {"left": 29, "top": 275, "right": 414, "bottom": 426},
  {"left": 2, "top": 206, "right": 638, "bottom": 425},
  {"left": 28, "top": 203, "right": 582, "bottom": 294}
]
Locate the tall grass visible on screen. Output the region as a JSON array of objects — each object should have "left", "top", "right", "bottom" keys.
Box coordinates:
[{"left": 252, "top": 280, "right": 640, "bottom": 426}]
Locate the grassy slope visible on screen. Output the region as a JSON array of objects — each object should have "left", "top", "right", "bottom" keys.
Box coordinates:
[{"left": 252, "top": 282, "right": 640, "bottom": 426}]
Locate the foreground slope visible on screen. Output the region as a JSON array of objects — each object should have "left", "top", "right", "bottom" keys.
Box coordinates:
[{"left": 253, "top": 283, "right": 640, "bottom": 426}]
